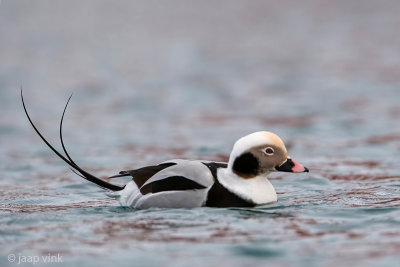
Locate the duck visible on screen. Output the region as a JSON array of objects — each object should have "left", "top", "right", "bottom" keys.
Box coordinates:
[{"left": 21, "top": 91, "right": 309, "bottom": 209}]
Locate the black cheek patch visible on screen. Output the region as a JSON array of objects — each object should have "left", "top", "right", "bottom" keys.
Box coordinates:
[{"left": 232, "top": 152, "right": 259, "bottom": 178}]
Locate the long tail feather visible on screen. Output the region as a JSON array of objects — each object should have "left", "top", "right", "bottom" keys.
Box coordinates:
[
  {"left": 70, "top": 168, "right": 86, "bottom": 179},
  {"left": 21, "top": 89, "right": 124, "bottom": 191},
  {"left": 60, "top": 94, "right": 78, "bottom": 166}
]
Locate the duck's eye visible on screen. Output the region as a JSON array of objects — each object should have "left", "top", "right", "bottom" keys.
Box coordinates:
[{"left": 263, "top": 147, "right": 274, "bottom": 156}]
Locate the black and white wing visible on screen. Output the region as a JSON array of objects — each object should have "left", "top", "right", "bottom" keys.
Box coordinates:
[{"left": 111, "top": 160, "right": 216, "bottom": 208}]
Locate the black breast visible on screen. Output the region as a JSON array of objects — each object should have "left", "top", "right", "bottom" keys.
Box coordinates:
[{"left": 203, "top": 162, "right": 256, "bottom": 208}]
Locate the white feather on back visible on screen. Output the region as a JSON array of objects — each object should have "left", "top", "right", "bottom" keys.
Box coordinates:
[
  {"left": 117, "top": 160, "right": 215, "bottom": 208},
  {"left": 142, "top": 160, "right": 214, "bottom": 188}
]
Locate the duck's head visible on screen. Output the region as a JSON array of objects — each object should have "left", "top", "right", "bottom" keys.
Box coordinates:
[{"left": 228, "top": 131, "right": 308, "bottom": 178}]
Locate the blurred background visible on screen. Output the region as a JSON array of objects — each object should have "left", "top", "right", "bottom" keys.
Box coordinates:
[{"left": 1, "top": 1, "right": 400, "bottom": 266}]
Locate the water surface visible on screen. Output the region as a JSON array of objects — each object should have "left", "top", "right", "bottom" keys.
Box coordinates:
[{"left": 1, "top": 1, "right": 400, "bottom": 266}]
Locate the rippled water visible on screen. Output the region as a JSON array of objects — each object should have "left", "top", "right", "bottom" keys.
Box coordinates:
[{"left": 1, "top": 1, "right": 400, "bottom": 266}]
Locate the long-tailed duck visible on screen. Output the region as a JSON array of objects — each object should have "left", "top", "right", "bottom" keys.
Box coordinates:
[{"left": 21, "top": 91, "right": 308, "bottom": 208}]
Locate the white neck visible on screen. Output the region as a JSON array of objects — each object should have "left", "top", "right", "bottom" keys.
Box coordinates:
[{"left": 217, "top": 168, "right": 277, "bottom": 205}]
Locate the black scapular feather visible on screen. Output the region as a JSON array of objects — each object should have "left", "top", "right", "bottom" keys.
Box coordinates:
[{"left": 21, "top": 89, "right": 124, "bottom": 191}]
